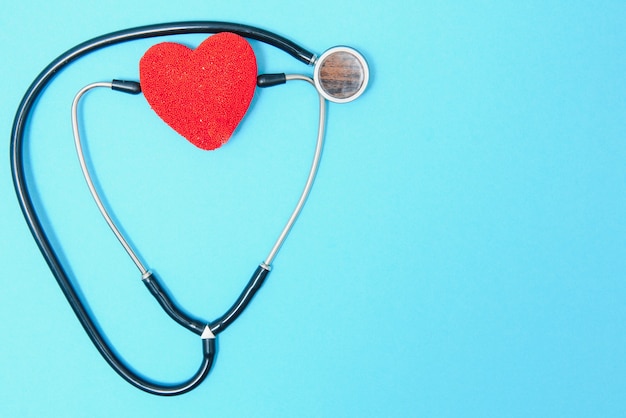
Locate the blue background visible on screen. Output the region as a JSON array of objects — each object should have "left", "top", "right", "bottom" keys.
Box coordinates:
[{"left": 1, "top": 1, "right": 625, "bottom": 417}]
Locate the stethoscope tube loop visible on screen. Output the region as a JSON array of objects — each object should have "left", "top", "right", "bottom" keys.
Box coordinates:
[
  {"left": 111, "top": 337, "right": 216, "bottom": 396},
  {"left": 10, "top": 21, "right": 317, "bottom": 396}
]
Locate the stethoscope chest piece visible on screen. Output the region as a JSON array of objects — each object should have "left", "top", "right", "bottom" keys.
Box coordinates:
[{"left": 313, "top": 46, "right": 369, "bottom": 103}]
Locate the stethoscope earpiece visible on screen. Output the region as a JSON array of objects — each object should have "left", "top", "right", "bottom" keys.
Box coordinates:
[{"left": 313, "top": 46, "right": 369, "bottom": 103}]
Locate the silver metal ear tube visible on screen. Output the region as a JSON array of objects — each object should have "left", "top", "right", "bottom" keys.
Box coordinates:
[
  {"left": 71, "top": 75, "right": 326, "bottom": 275},
  {"left": 263, "top": 74, "right": 326, "bottom": 266},
  {"left": 71, "top": 81, "right": 149, "bottom": 276}
]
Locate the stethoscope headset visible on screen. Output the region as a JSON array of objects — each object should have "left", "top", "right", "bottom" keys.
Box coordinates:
[{"left": 10, "top": 21, "right": 369, "bottom": 395}]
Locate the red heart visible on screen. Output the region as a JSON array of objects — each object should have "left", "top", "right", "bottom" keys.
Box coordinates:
[{"left": 139, "top": 32, "right": 257, "bottom": 150}]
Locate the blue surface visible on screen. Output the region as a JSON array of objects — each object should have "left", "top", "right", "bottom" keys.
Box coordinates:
[{"left": 1, "top": 1, "right": 625, "bottom": 417}]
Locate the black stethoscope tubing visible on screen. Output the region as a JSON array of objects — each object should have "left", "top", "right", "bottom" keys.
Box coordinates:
[{"left": 10, "top": 21, "right": 316, "bottom": 396}]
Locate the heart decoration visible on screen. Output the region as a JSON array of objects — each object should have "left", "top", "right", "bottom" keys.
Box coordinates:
[{"left": 139, "top": 32, "right": 257, "bottom": 150}]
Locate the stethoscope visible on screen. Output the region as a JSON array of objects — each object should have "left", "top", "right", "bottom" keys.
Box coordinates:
[{"left": 10, "top": 21, "right": 369, "bottom": 395}]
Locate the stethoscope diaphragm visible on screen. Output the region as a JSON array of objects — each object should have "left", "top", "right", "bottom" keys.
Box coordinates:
[{"left": 313, "top": 46, "right": 369, "bottom": 103}]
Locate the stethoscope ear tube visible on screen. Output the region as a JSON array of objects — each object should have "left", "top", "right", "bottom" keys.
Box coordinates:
[
  {"left": 140, "top": 264, "right": 271, "bottom": 338},
  {"left": 142, "top": 272, "right": 207, "bottom": 335},
  {"left": 209, "top": 264, "right": 271, "bottom": 335}
]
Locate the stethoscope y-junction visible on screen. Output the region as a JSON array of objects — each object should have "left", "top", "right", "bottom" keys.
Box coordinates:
[{"left": 10, "top": 21, "right": 369, "bottom": 395}]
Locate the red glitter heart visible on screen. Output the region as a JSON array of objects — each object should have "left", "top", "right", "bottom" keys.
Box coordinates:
[{"left": 139, "top": 32, "right": 257, "bottom": 150}]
